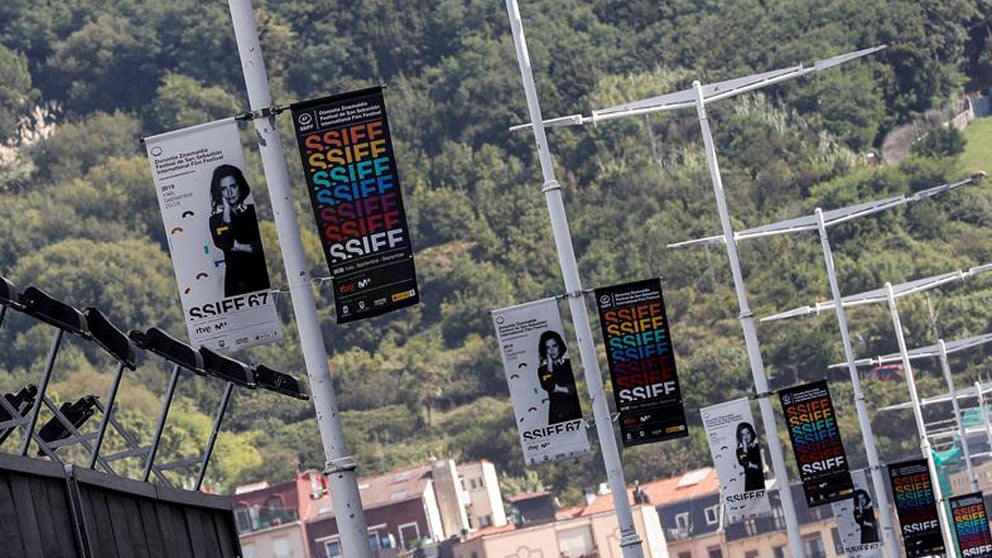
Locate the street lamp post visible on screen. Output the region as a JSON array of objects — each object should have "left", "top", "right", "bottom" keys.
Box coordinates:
[
  {"left": 504, "top": 1, "right": 644, "bottom": 554},
  {"left": 844, "top": 333, "right": 992, "bottom": 494},
  {"left": 670, "top": 175, "right": 982, "bottom": 558},
  {"left": 885, "top": 283, "right": 958, "bottom": 558},
  {"left": 511, "top": 46, "right": 889, "bottom": 558},
  {"left": 764, "top": 265, "right": 992, "bottom": 558}
]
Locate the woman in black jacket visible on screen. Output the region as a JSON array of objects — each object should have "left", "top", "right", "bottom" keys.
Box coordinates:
[
  {"left": 209, "top": 164, "right": 271, "bottom": 297},
  {"left": 736, "top": 422, "right": 764, "bottom": 492},
  {"left": 537, "top": 330, "right": 582, "bottom": 425}
]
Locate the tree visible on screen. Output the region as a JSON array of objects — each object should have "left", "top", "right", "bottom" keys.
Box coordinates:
[
  {"left": 0, "top": 44, "right": 34, "bottom": 141},
  {"left": 147, "top": 73, "right": 240, "bottom": 133},
  {"left": 912, "top": 126, "right": 966, "bottom": 158}
]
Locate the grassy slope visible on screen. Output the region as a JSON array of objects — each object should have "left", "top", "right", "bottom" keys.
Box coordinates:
[{"left": 959, "top": 116, "right": 992, "bottom": 175}]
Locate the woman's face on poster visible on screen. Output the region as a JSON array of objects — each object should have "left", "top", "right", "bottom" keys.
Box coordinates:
[
  {"left": 855, "top": 492, "right": 870, "bottom": 510},
  {"left": 545, "top": 338, "right": 561, "bottom": 360},
  {"left": 740, "top": 427, "right": 753, "bottom": 445},
  {"left": 220, "top": 175, "right": 240, "bottom": 205}
]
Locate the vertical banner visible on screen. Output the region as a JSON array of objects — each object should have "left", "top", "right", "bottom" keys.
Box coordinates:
[
  {"left": 779, "top": 380, "right": 854, "bottom": 506},
  {"left": 492, "top": 298, "right": 589, "bottom": 465},
  {"left": 950, "top": 492, "right": 992, "bottom": 557},
  {"left": 290, "top": 86, "right": 419, "bottom": 323},
  {"left": 701, "top": 398, "right": 771, "bottom": 523},
  {"left": 595, "top": 278, "right": 687, "bottom": 445},
  {"left": 831, "top": 469, "right": 884, "bottom": 558},
  {"left": 145, "top": 118, "right": 282, "bottom": 352},
  {"left": 889, "top": 459, "right": 945, "bottom": 558}
]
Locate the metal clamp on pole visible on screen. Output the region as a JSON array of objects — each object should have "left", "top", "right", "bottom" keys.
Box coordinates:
[
  {"left": 324, "top": 456, "right": 358, "bottom": 475},
  {"left": 238, "top": 105, "right": 287, "bottom": 121},
  {"left": 541, "top": 179, "right": 563, "bottom": 193}
]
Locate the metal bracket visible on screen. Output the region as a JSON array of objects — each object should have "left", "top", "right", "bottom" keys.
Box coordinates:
[
  {"left": 238, "top": 105, "right": 286, "bottom": 121},
  {"left": 324, "top": 456, "right": 358, "bottom": 475},
  {"left": 541, "top": 180, "right": 563, "bottom": 193}
]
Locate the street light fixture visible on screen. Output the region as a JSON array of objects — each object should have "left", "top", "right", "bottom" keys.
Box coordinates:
[
  {"left": 763, "top": 266, "right": 992, "bottom": 557},
  {"left": 511, "top": 44, "right": 887, "bottom": 558},
  {"left": 669, "top": 174, "right": 983, "bottom": 557},
  {"left": 841, "top": 332, "right": 992, "bottom": 492}
]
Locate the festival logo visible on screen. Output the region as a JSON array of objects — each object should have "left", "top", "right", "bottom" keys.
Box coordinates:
[
  {"left": 596, "top": 278, "right": 688, "bottom": 446},
  {"left": 950, "top": 492, "right": 992, "bottom": 558},
  {"left": 291, "top": 87, "right": 419, "bottom": 323},
  {"left": 888, "top": 459, "right": 945, "bottom": 558},
  {"left": 779, "top": 381, "right": 853, "bottom": 506}
]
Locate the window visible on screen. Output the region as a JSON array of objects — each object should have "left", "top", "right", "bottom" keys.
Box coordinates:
[
  {"left": 705, "top": 505, "right": 719, "bottom": 525},
  {"left": 273, "top": 536, "right": 290, "bottom": 558},
  {"left": 234, "top": 508, "right": 252, "bottom": 533},
  {"left": 558, "top": 526, "right": 595, "bottom": 558},
  {"left": 479, "top": 515, "right": 492, "bottom": 527},
  {"left": 831, "top": 527, "right": 844, "bottom": 554},
  {"left": 744, "top": 551, "right": 758, "bottom": 558},
  {"left": 675, "top": 512, "right": 690, "bottom": 532},
  {"left": 324, "top": 539, "right": 342, "bottom": 558},
  {"left": 803, "top": 533, "right": 826, "bottom": 558},
  {"left": 677, "top": 552, "right": 692, "bottom": 558},
  {"left": 399, "top": 522, "right": 421, "bottom": 550},
  {"left": 707, "top": 546, "right": 723, "bottom": 558},
  {"left": 368, "top": 531, "right": 381, "bottom": 551},
  {"left": 773, "top": 546, "right": 785, "bottom": 558},
  {"left": 241, "top": 543, "right": 255, "bottom": 558}
]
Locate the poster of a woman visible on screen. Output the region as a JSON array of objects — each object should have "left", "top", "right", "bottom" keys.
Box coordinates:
[
  {"left": 208, "top": 164, "right": 271, "bottom": 297},
  {"left": 536, "top": 330, "right": 582, "bottom": 425},
  {"left": 735, "top": 422, "right": 765, "bottom": 492}
]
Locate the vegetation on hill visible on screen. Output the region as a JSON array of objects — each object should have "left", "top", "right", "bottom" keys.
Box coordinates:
[{"left": 1, "top": 0, "right": 991, "bottom": 502}]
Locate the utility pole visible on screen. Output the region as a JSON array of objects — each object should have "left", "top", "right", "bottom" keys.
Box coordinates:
[
  {"left": 504, "top": 1, "right": 644, "bottom": 555},
  {"left": 227, "top": 2, "right": 372, "bottom": 556}
]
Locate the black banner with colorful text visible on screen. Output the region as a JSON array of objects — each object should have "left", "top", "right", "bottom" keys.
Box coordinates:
[
  {"left": 888, "top": 459, "right": 945, "bottom": 558},
  {"left": 595, "top": 278, "right": 687, "bottom": 446},
  {"left": 291, "top": 87, "right": 418, "bottom": 323},
  {"left": 779, "top": 380, "right": 853, "bottom": 506},
  {"left": 950, "top": 492, "right": 992, "bottom": 558}
]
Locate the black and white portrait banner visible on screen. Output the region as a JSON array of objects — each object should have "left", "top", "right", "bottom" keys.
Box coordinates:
[
  {"left": 145, "top": 118, "right": 281, "bottom": 352},
  {"left": 701, "top": 398, "right": 771, "bottom": 522},
  {"left": 492, "top": 298, "right": 589, "bottom": 465},
  {"left": 831, "top": 469, "right": 884, "bottom": 558}
]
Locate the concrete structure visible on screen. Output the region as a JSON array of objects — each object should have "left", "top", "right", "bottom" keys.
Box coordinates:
[
  {"left": 459, "top": 460, "right": 508, "bottom": 530},
  {"left": 234, "top": 459, "right": 506, "bottom": 558},
  {"left": 452, "top": 502, "right": 667, "bottom": 558},
  {"left": 235, "top": 473, "right": 320, "bottom": 558}
]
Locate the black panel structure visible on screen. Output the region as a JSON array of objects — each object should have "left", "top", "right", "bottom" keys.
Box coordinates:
[{"left": 0, "top": 453, "right": 241, "bottom": 558}]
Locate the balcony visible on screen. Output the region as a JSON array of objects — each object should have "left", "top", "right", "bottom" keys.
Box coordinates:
[{"left": 235, "top": 507, "right": 300, "bottom": 534}]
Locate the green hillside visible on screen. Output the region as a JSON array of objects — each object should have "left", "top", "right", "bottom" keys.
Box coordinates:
[{"left": 0, "top": 0, "right": 991, "bottom": 502}]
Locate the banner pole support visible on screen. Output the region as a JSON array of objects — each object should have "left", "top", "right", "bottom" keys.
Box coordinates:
[
  {"left": 691, "top": 80, "right": 805, "bottom": 557},
  {"left": 815, "top": 208, "right": 900, "bottom": 558},
  {"left": 227, "top": 2, "right": 373, "bottom": 556},
  {"left": 886, "top": 284, "right": 957, "bottom": 557},
  {"left": 504, "top": 1, "right": 644, "bottom": 555}
]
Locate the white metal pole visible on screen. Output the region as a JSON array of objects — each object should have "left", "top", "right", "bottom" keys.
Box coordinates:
[
  {"left": 885, "top": 284, "right": 957, "bottom": 557},
  {"left": 504, "top": 1, "right": 644, "bottom": 555},
  {"left": 692, "top": 81, "right": 804, "bottom": 558},
  {"left": 938, "top": 340, "right": 978, "bottom": 492},
  {"left": 227, "top": 2, "right": 372, "bottom": 556},
  {"left": 815, "top": 209, "right": 900, "bottom": 558},
  {"left": 977, "top": 381, "right": 992, "bottom": 455}
]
